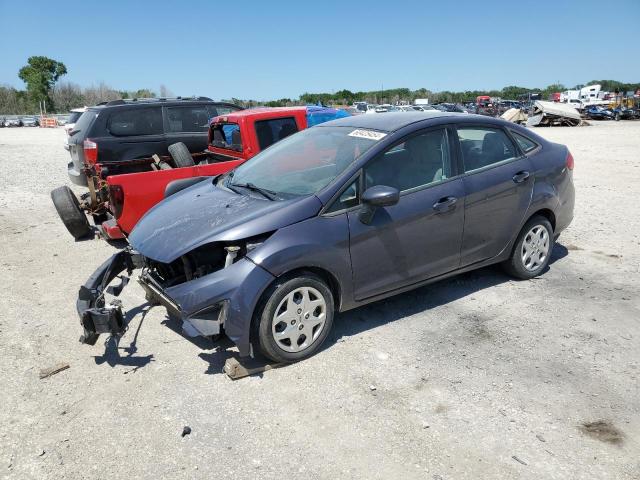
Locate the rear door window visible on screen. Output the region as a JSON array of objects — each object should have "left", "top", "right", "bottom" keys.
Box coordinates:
[
  {"left": 456, "top": 127, "right": 518, "bottom": 173},
  {"left": 108, "top": 108, "right": 163, "bottom": 136},
  {"left": 254, "top": 117, "right": 299, "bottom": 150},
  {"left": 166, "top": 105, "right": 212, "bottom": 133},
  {"left": 210, "top": 104, "right": 241, "bottom": 117}
]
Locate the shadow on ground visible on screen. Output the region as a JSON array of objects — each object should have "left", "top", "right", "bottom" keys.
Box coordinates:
[
  {"left": 93, "top": 244, "right": 569, "bottom": 375},
  {"left": 93, "top": 302, "right": 155, "bottom": 370},
  {"left": 324, "top": 242, "right": 568, "bottom": 353}
]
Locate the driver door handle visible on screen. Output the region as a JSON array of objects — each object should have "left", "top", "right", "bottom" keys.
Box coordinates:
[
  {"left": 513, "top": 171, "right": 530, "bottom": 183},
  {"left": 433, "top": 196, "right": 457, "bottom": 213}
]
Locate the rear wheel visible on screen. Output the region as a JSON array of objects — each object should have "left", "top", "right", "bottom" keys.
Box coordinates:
[
  {"left": 255, "top": 274, "right": 334, "bottom": 363},
  {"left": 50, "top": 186, "right": 92, "bottom": 239},
  {"left": 502, "top": 215, "right": 554, "bottom": 279},
  {"left": 168, "top": 142, "right": 194, "bottom": 168}
]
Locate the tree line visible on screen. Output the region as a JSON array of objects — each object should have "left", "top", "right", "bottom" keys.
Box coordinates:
[
  {"left": 221, "top": 79, "right": 639, "bottom": 108},
  {"left": 2, "top": 56, "right": 638, "bottom": 114},
  {"left": 296, "top": 80, "right": 640, "bottom": 106}
]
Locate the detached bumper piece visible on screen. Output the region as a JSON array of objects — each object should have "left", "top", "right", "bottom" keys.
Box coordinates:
[{"left": 77, "top": 249, "right": 140, "bottom": 345}]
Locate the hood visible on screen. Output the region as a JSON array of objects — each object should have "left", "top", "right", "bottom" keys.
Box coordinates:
[{"left": 128, "top": 180, "right": 322, "bottom": 263}]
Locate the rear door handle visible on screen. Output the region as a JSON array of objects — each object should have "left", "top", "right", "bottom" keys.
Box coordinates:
[
  {"left": 513, "top": 171, "right": 530, "bottom": 183},
  {"left": 433, "top": 196, "right": 457, "bottom": 212}
]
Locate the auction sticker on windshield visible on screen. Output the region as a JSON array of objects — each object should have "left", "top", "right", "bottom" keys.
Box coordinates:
[{"left": 348, "top": 129, "right": 387, "bottom": 141}]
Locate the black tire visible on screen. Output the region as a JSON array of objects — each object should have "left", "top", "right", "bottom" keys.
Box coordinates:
[
  {"left": 255, "top": 273, "right": 334, "bottom": 363},
  {"left": 502, "top": 215, "right": 554, "bottom": 280},
  {"left": 168, "top": 142, "right": 194, "bottom": 168},
  {"left": 50, "top": 186, "right": 92, "bottom": 239}
]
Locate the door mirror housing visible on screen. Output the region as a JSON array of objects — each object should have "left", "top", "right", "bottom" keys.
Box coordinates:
[{"left": 359, "top": 185, "right": 399, "bottom": 224}]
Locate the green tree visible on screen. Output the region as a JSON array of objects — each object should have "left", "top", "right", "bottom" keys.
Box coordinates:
[
  {"left": 18, "top": 56, "right": 67, "bottom": 111},
  {"left": 131, "top": 88, "right": 156, "bottom": 98}
]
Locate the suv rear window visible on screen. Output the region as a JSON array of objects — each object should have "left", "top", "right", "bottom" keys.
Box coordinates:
[
  {"left": 254, "top": 117, "right": 298, "bottom": 150},
  {"left": 108, "top": 108, "right": 163, "bottom": 136},
  {"left": 70, "top": 110, "right": 98, "bottom": 136}
]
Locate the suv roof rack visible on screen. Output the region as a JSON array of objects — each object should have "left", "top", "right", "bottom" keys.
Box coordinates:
[{"left": 101, "top": 96, "right": 213, "bottom": 106}]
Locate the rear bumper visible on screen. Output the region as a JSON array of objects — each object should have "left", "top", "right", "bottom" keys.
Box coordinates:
[
  {"left": 555, "top": 174, "right": 575, "bottom": 235},
  {"left": 67, "top": 161, "right": 88, "bottom": 186},
  {"left": 77, "top": 252, "right": 275, "bottom": 356}
]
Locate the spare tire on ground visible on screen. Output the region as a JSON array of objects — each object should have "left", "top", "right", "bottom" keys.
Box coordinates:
[
  {"left": 168, "top": 142, "right": 195, "bottom": 168},
  {"left": 50, "top": 186, "right": 92, "bottom": 239}
]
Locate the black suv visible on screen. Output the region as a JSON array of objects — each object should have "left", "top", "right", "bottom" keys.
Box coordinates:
[{"left": 66, "top": 97, "right": 242, "bottom": 186}]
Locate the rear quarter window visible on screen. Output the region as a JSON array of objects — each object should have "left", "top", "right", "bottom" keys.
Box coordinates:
[
  {"left": 511, "top": 131, "right": 539, "bottom": 153},
  {"left": 108, "top": 108, "right": 163, "bottom": 136}
]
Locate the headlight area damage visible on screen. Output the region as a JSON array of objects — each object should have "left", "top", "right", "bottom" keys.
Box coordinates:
[{"left": 77, "top": 237, "right": 275, "bottom": 356}]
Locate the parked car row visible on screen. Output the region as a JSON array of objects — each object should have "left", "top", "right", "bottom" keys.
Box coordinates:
[
  {"left": 0, "top": 116, "right": 40, "bottom": 127},
  {"left": 584, "top": 105, "right": 639, "bottom": 121},
  {"left": 355, "top": 102, "right": 473, "bottom": 114},
  {"left": 52, "top": 100, "right": 574, "bottom": 364}
]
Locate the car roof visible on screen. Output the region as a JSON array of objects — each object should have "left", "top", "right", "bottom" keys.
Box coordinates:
[
  {"left": 218, "top": 106, "right": 307, "bottom": 119},
  {"left": 317, "top": 111, "right": 464, "bottom": 132},
  {"left": 88, "top": 98, "right": 236, "bottom": 111}
]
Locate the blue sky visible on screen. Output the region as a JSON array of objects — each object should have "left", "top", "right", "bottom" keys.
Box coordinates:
[{"left": 1, "top": 0, "right": 638, "bottom": 100}]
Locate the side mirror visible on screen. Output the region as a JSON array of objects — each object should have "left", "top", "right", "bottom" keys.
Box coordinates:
[{"left": 359, "top": 185, "right": 399, "bottom": 224}]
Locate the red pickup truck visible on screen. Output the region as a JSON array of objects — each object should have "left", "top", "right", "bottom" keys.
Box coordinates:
[{"left": 52, "top": 106, "right": 348, "bottom": 240}]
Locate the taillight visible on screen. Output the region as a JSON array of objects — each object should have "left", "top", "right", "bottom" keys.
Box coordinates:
[
  {"left": 566, "top": 151, "right": 574, "bottom": 170},
  {"left": 108, "top": 185, "right": 124, "bottom": 219},
  {"left": 83, "top": 138, "right": 98, "bottom": 164}
]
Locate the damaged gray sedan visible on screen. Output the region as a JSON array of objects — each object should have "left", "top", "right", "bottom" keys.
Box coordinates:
[{"left": 77, "top": 112, "right": 574, "bottom": 363}]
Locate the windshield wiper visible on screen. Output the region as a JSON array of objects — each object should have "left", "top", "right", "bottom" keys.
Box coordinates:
[{"left": 229, "top": 182, "right": 277, "bottom": 201}]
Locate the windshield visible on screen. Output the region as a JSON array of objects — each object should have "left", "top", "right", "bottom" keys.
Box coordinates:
[{"left": 224, "top": 126, "right": 382, "bottom": 198}]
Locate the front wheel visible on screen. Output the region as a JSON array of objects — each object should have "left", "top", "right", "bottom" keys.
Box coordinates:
[
  {"left": 255, "top": 274, "right": 334, "bottom": 363},
  {"left": 502, "top": 216, "right": 554, "bottom": 279}
]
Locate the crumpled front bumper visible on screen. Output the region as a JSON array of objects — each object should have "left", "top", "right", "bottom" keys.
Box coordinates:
[
  {"left": 77, "top": 250, "right": 137, "bottom": 345},
  {"left": 76, "top": 249, "right": 275, "bottom": 356}
]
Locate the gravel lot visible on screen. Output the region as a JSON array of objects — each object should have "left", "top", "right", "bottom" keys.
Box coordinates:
[{"left": 1, "top": 122, "right": 638, "bottom": 479}]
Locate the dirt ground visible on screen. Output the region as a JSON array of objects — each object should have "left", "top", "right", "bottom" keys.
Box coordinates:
[{"left": 0, "top": 121, "right": 638, "bottom": 480}]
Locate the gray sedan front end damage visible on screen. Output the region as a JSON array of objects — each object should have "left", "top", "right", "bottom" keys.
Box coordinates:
[
  {"left": 77, "top": 247, "right": 275, "bottom": 356},
  {"left": 75, "top": 179, "right": 323, "bottom": 356}
]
